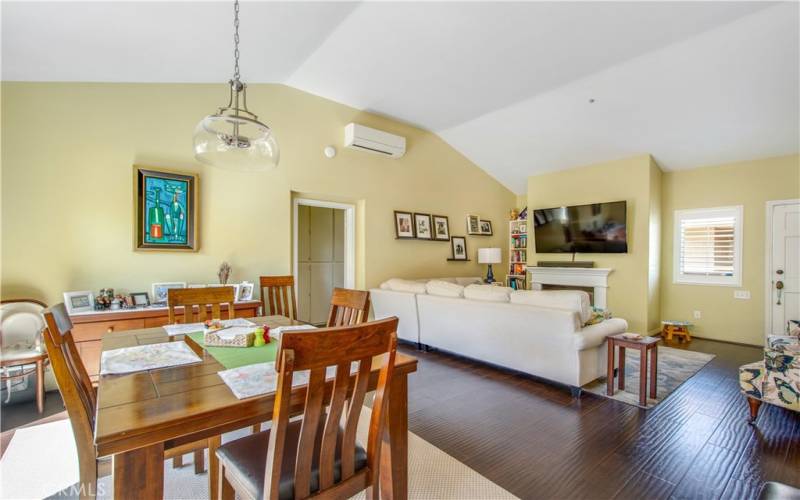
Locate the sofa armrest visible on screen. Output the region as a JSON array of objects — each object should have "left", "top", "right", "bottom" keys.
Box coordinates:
[{"left": 574, "top": 318, "right": 629, "bottom": 350}]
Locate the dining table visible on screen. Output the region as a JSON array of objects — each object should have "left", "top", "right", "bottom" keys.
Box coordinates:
[{"left": 94, "top": 315, "right": 418, "bottom": 500}]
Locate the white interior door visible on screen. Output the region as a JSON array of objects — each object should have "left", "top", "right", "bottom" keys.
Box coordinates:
[{"left": 768, "top": 200, "right": 800, "bottom": 336}]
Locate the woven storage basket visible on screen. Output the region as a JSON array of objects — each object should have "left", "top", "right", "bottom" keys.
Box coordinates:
[{"left": 204, "top": 330, "right": 255, "bottom": 348}]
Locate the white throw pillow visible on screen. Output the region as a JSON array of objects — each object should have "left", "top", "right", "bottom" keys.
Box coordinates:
[
  {"left": 510, "top": 290, "right": 592, "bottom": 324},
  {"left": 381, "top": 279, "right": 427, "bottom": 294},
  {"left": 455, "top": 277, "right": 484, "bottom": 286},
  {"left": 463, "top": 284, "right": 513, "bottom": 302},
  {"left": 426, "top": 280, "right": 465, "bottom": 298}
]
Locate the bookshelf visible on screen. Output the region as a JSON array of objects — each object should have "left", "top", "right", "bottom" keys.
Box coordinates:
[{"left": 506, "top": 219, "right": 528, "bottom": 290}]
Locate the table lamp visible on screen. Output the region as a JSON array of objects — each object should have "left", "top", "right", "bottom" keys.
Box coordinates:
[{"left": 478, "top": 247, "right": 502, "bottom": 284}]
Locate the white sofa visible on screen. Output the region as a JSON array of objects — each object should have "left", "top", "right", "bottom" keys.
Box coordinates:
[{"left": 371, "top": 278, "right": 628, "bottom": 389}]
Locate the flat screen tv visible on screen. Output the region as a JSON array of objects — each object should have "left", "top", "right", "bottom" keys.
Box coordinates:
[{"left": 532, "top": 200, "right": 628, "bottom": 253}]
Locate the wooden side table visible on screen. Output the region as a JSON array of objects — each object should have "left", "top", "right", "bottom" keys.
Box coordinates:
[{"left": 607, "top": 334, "right": 659, "bottom": 407}]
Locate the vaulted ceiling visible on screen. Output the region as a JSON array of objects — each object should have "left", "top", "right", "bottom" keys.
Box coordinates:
[{"left": 3, "top": 1, "right": 798, "bottom": 193}]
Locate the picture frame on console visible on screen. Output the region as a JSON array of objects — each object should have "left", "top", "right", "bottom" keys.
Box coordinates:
[
  {"left": 415, "top": 213, "right": 432, "bottom": 240},
  {"left": 394, "top": 211, "right": 415, "bottom": 239},
  {"left": 432, "top": 215, "right": 450, "bottom": 241},
  {"left": 129, "top": 292, "right": 150, "bottom": 307},
  {"left": 63, "top": 290, "right": 95, "bottom": 314},
  {"left": 151, "top": 282, "right": 186, "bottom": 304}
]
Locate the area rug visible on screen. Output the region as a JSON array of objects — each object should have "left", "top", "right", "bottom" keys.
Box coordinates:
[
  {"left": 582, "top": 346, "right": 715, "bottom": 409},
  {"left": 0, "top": 408, "right": 518, "bottom": 500}
]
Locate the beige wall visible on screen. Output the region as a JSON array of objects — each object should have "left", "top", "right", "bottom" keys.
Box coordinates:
[
  {"left": 526, "top": 155, "right": 661, "bottom": 333},
  {"left": 661, "top": 154, "right": 800, "bottom": 345},
  {"left": 647, "top": 157, "right": 662, "bottom": 333},
  {"left": 1, "top": 83, "right": 515, "bottom": 305}
]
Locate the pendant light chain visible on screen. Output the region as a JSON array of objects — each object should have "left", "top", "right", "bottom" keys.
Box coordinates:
[{"left": 233, "top": 0, "right": 240, "bottom": 81}]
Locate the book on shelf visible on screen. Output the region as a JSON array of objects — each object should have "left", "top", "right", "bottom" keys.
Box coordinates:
[{"left": 509, "top": 263, "right": 526, "bottom": 275}]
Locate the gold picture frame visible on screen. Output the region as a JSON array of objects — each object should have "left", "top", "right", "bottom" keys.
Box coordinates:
[{"left": 133, "top": 165, "right": 199, "bottom": 252}]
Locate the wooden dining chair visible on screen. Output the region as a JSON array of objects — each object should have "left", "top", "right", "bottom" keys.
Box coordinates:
[
  {"left": 260, "top": 276, "right": 298, "bottom": 320},
  {"left": 215, "top": 317, "right": 398, "bottom": 500},
  {"left": 167, "top": 286, "right": 235, "bottom": 324},
  {"left": 327, "top": 288, "right": 371, "bottom": 327},
  {"left": 42, "top": 303, "right": 208, "bottom": 499}
]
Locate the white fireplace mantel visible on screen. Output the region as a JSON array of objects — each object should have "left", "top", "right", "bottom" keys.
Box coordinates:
[{"left": 526, "top": 266, "right": 613, "bottom": 309}]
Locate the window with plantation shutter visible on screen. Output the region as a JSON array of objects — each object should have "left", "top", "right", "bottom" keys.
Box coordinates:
[{"left": 673, "top": 206, "right": 743, "bottom": 286}]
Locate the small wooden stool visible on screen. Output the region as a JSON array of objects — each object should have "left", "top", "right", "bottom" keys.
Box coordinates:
[{"left": 661, "top": 320, "right": 692, "bottom": 343}]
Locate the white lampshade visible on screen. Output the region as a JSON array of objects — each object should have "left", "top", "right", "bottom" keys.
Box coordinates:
[{"left": 478, "top": 247, "right": 502, "bottom": 264}]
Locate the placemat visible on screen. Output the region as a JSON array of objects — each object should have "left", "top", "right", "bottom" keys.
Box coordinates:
[
  {"left": 100, "top": 341, "right": 202, "bottom": 375},
  {"left": 186, "top": 332, "right": 279, "bottom": 369}
]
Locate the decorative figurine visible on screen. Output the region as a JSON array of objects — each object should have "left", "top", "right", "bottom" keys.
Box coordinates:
[{"left": 218, "top": 262, "right": 232, "bottom": 285}]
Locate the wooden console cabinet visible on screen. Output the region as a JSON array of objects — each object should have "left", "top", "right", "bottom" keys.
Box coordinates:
[{"left": 69, "top": 301, "right": 260, "bottom": 380}]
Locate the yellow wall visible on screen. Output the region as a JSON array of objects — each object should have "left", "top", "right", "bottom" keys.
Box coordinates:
[
  {"left": 526, "top": 155, "right": 661, "bottom": 333},
  {"left": 661, "top": 154, "right": 800, "bottom": 345},
  {"left": 647, "top": 157, "right": 662, "bottom": 333},
  {"left": 0, "top": 83, "right": 515, "bottom": 305}
]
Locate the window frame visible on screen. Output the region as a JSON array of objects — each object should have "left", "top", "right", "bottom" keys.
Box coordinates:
[{"left": 673, "top": 205, "right": 743, "bottom": 287}]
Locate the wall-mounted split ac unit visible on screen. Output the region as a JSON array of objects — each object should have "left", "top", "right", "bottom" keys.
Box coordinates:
[{"left": 344, "top": 123, "right": 406, "bottom": 158}]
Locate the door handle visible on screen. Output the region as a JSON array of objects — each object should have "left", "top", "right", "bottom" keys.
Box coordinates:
[{"left": 776, "top": 280, "right": 784, "bottom": 305}]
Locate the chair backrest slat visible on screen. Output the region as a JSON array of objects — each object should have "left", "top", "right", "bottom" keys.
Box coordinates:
[
  {"left": 167, "top": 287, "right": 234, "bottom": 324},
  {"left": 260, "top": 276, "right": 297, "bottom": 320},
  {"left": 340, "top": 356, "right": 372, "bottom": 480},
  {"left": 293, "top": 367, "right": 326, "bottom": 498},
  {"left": 265, "top": 317, "right": 398, "bottom": 499},
  {"left": 318, "top": 360, "right": 351, "bottom": 489},
  {"left": 327, "top": 288, "right": 371, "bottom": 327},
  {"left": 42, "top": 303, "right": 98, "bottom": 495}
]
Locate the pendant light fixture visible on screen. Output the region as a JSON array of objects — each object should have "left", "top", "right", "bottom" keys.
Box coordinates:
[{"left": 193, "top": 0, "right": 279, "bottom": 171}]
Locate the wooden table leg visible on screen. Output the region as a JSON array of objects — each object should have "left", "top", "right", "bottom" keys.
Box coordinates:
[
  {"left": 208, "top": 435, "right": 221, "bottom": 500},
  {"left": 381, "top": 373, "right": 408, "bottom": 500},
  {"left": 113, "top": 442, "right": 164, "bottom": 500},
  {"left": 649, "top": 346, "right": 658, "bottom": 399},
  {"left": 35, "top": 359, "right": 45, "bottom": 414},
  {"left": 639, "top": 346, "right": 647, "bottom": 407},
  {"left": 606, "top": 340, "right": 615, "bottom": 396},
  {"left": 618, "top": 347, "right": 626, "bottom": 391}
]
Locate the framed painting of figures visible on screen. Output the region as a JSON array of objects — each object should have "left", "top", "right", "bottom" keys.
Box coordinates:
[{"left": 134, "top": 166, "right": 199, "bottom": 251}]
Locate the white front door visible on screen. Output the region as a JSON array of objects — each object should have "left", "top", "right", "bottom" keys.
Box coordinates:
[{"left": 768, "top": 200, "right": 800, "bottom": 336}]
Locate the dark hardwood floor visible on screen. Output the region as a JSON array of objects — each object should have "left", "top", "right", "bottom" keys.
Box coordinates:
[
  {"left": 401, "top": 338, "right": 799, "bottom": 500},
  {"left": 2, "top": 337, "right": 796, "bottom": 499}
]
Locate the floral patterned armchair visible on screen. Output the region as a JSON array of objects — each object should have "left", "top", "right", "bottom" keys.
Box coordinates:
[{"left": 739, "top": 325, "right": 800, "bottom": 422}]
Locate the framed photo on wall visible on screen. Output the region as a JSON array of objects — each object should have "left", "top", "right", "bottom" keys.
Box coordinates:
[
  {"left": 394, "top": 211, "right": 415, "bottom": 239},
  {"left": 134, "top": 165, "right": 199, "bottom": 252},
  {"left": 415, "top": 213, "right": 432, "bottom": 240},
  {"left": 432, "top": 215, "right": 450, "bottom": 241},
  {"left": 451, "top": 236, "right": 468, "bottom": 260},
  {"left": 479, "top": 219, "right": 493, "bottom": 236},
  {"left": 466, "top": 215, "right": 481, "bottom": 235}
]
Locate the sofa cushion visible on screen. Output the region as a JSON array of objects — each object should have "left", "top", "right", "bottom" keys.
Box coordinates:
[
  {"left": 455, "top": 277, "right": 483, "bottom": 286},
  {"left": 463, "top": 284, "right": 512, "bottom": 302},
  {"left": 426, "top": 280, "right": 465, "bottom": 298},
  {"left": 380, "top": 279, "right": 427, "bottom": 294},
  {"left": 510, "top": 290, "right": 592, "bottom": 324}
]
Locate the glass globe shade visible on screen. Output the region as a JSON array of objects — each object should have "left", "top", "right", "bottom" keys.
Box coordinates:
[{"left": 193, "top": 114, "right": 279, "bottom": 171}]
